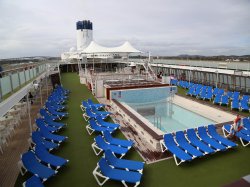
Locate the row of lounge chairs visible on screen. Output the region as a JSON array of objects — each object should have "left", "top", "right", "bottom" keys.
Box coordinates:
[
  {"left": 173, "top": 79, "right": 250, "bottom": 112},
  {"left": 81, "top": 99, "right": 144, "bottom": 187},
  {"left": 161, "top": 125, "right": 237, "bottom": 166},
  {"left": 19, "top": 86, "right": 70, "bottom": 187}
]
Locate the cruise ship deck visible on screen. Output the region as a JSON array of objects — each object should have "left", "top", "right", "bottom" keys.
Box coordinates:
[{"left": 7, "top": 72, "right": 250, "bottom": 187}]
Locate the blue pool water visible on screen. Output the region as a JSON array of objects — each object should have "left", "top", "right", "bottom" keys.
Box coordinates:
[{"left": 111, "top": 87, "right": 215, "bottom": 133}]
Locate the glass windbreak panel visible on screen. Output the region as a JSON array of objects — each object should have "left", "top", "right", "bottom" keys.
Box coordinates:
[
  {"left": 11, "top": 73, "right": 19, "bottom": 90},
  {"left": 0, "top": 76, "right": 12, "bottom": 96},
  {"left": 19, "top": 72, "right": 25, "bottom": 85},
  {"left": 25, "top": 70, "right": 30, "bottom": 81},
  {"left": 33, "top": 68, "right": 36, "bottom": 77},
  {"left": 29, "top": 69, "right": 34, "bottom": 79},
  {"left": 246, "top": 78, "right": 250, "bottom": 91}
]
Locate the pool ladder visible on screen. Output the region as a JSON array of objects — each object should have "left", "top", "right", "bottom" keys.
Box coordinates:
[{"left": 153, "top": 115, "right": 162, "bottom": 129}]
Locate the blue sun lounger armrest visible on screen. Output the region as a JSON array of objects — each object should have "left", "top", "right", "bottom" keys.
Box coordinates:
[
  {"left": 93, "top": 158, "right": 142, "bottom": 187},
  {"left": 197, "top": 127, "right": 227, "bottom": 151},
  {"left": 103, "top": 131, "right": 134, "bottom": 148},
  {"left": 86, "top": 119, "right": 116, "bottom": 135},
  {"left": 38, "top": 125, "right": 68, "bottom": 143},
  {"left": 96, "top": 116, "right": 120, "bottom": 129},
  {"left": 186, "top": 129, "right": 215, "bottom": 154},
  {"left": 34, "top": 144, "right": 69, "bottom": 169},
  {"left": 161, "top": 133, "right": 193, "bottom": 166},
  {"left": 20, "top": 151, "right": 57, "bottom": 181},
  {"left": 32, "top": 132, "right": 59, "bottom": 151},
  {"left": 92, "top": 135, "right": 130, "bottom": 158},
  {"left": 175, "top": 131, "right": 204, "bottom": 157},
  {"left": 207, "top": 125, "right": 237, "bottom": 148},
  {"left": 104, "top": 149, "right": 144, "bottom": 173},
  {"left": 23, "top": 176, "right": 44, "bottom": 187}
]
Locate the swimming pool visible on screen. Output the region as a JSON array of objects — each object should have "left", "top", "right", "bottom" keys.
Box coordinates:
[
  {"left": 126, "top": 100, "right": 215, "bottom": 132},
  {"left": 111, "top": 87, "right": 215, "bottom": 133}
]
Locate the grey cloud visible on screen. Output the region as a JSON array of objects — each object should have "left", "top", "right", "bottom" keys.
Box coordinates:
[{"left": 0, "top": 0, "right": 249, "bottom": 58}]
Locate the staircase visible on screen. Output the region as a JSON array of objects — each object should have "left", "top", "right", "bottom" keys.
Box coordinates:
[{"left": 142, "top": 62, "right": 157, "bottom": 80}]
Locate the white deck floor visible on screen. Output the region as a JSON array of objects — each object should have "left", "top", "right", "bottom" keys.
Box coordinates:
[{"left": 173, "top": 95, "right": 235, "bottom": 124}]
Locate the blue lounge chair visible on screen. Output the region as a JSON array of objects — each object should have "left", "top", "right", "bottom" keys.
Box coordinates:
[
  {"left": 226, "top": 91, "right": 233, "bottom": 99},
  {"left": 222, "top": 124, "right": 250, "bottom": 147},
  {"left": 213, "top": 88, "right": 219, "bottom": 96},
  {"left": 93, "top": 158, "right": 142, "bottom": 187},
  {"left": 217, "top": 89, "right": 224, "bottom": 96},
  {"left": 87, "top": 99, "right": 105, "bottom": 108},
  {"left": 23, "top": 176, "right": 44, "bottom": 187},
  {"left": 104, "top": 149, "right": 144, "bottom": 173},
  {"left": 86, "top": 119, "right": 116, "bottom": 135},
  {"left": 186, "top": 87, "right": 195, "bottom": 96},
  {"left": 34, "top": 144, "right": 69, "bottom": 169},
  {"left": 231, "top": 100, "right": 240, "bottom": 110},
  {"left": 175, "top": 131, "right": 204, "bottom": 157},
  {"left": 232, "top": 92, "right": 240, "bottom": 100},
  {"left": 96, "top": 116, "right": 120, "bottom": 129},
  {"left": 36, "top": 118, "right": 59, "bottom": 133},
  {"left": 91, "top": 106, "right": 112, "bottom": 116},
  {"left": 198, "top": 89, "right": 207, "bottom": 100},
  {"left": 46, "top": 107, "right": 68, "bottom": 119},
  {"left": 242, "top": 95, "right": 250, "bottom": 102},
  {"left": 213, "top": 95, "right": 222, "bottom": 105},
  {"left": 240, "top": 100, "right": 250, "bottom": 112},
  {"left": 19, "top": 151, "right": 57, "bottom": 181},
  {"left": 43, "top": 116, "right": 66, "bottom": 129},
  {"left": 103, "top": 131, "right": 134, "bottom": 148},
  {"left": 160, "top": 134, "right": 193, "bottom": 166},
  {"left": 40, "top": 109, "right": 59, "bottom": 121},
  {"left": 83, "top": 108, "right": 108, "bottom": 121},
  {"left": 207, "top": 125, "right": 237, "bottom": 148},
  {"left": 221, "top": 95, "right": 229, "bottom": 106},
  {"left": 92, "top": 135, "right": 130, "bottom": 157},
  {"left": 204, "top": 90, "right": 213, "bottom": 101},
  {"left": 186, "top": 129, "right": 215, "bottom": 154},
  {"left": 197, "top": 127, "right": 227, "bottom": 151},
  {"left": 38, "top": 125, "right": 68, "bottom": 143},
  {"left": 31, "top": 132, "right": 59, "bottom": 151},
  {"left": 45, "top": 102, "right": 65, "bottom": 112}
]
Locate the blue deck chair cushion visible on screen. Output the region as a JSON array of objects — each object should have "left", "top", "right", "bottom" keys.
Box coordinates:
[
  {"left": 32, "top": 132, "right": 59, "bottom": 151},
  {"left": 23, "top": 176, "right": 44, "bottom": 187},
  {"left": 96, "top": 116, "right": 120, "bottom": 129}
]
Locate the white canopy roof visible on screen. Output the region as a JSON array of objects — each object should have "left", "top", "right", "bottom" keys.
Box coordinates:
[{"left": 82, "top": 41, "right": 141, "bottom": 53}]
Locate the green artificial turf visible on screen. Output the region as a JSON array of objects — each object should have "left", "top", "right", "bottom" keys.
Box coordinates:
[{"left": 15, "top": 72, "right": 250, "bottom": 187}]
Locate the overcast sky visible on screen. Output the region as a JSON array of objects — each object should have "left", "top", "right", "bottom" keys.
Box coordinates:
[{"left": 0, "top": 0, "right": 250, "bottom": 58}]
